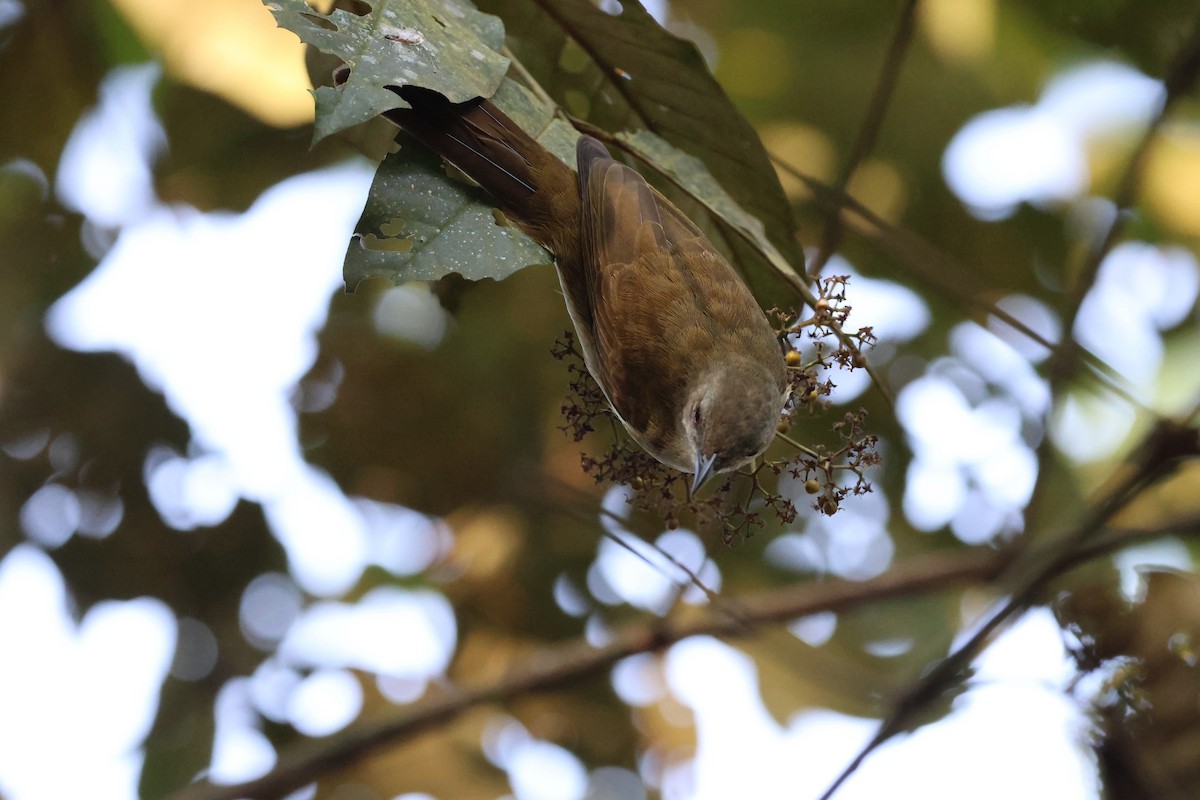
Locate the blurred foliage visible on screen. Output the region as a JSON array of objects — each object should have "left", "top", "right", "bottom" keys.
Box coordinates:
[
  {"left": 155, "top": 77, "right": 339, "bottom": 212},
  {"left": 1014, "top": 0, "right": 1200, "bottom": 77},
  {"left": 1057, "top": 569, "right": 1200, "bottom": 800},
  {"left": 1, "top": 0, "right": 1200, "bottom": 799}
]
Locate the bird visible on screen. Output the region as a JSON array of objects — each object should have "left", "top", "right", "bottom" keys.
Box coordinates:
[{"left": 383, "top": 86, "right": 787, "bottom": 492}]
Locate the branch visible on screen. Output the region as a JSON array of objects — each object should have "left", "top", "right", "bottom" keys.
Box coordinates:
[
  {"left": 813, "top": 18, "right": 1200, "bottom": 795},
  {"left": 807, "top": 0, "right": 921, "bottom": 280},
  {"left": 170, "top": 459, "right": 1200, "bottom": 800},
  {"left": 816, "top": 417, "right": 1200, "bottom": 800},
  {"left": 168, "top": 547, "right": 1005, "bottom": 800}
]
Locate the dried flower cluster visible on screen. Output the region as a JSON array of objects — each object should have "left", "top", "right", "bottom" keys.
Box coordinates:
[{"left": 553, "top": 274, "right": 879, "bottom": 543}]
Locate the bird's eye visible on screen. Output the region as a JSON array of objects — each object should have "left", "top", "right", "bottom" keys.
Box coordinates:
[{"left": 692, "top": 405, "right": 702, "bottom": 426}]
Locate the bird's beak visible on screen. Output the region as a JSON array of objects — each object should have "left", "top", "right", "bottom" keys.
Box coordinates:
[{"left": 691, "top": 453, "right": 717, "bottom": 494}]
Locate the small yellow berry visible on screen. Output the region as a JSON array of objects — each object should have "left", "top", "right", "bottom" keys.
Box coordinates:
[
  {"left": 804, "top": 478, "right": 821, "bottom": 494},
  {"left": 776, "top": 418, "right": 791, "bottom": 434},
  {"left": 785, "top": 350, "right": 802, "bottom": 367}
]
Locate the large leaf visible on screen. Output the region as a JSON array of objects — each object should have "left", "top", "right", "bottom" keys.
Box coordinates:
[
  {"left": 475, "top": 0, "right": 805, "bottom": 285},
  {"left": 268, "top": 0, "right": 510, "bottom": 142}
]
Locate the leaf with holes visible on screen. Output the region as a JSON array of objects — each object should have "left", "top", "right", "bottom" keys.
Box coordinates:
[{"left": 267, "top": 0, "right": 510, "bottom": 143}]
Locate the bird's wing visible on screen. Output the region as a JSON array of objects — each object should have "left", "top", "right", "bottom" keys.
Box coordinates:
[
  {"left": 576, "top": 137, "right": 692, "bottom": 452},
  {"left": 577, "top": 136, "right": 667, "bottom": 270}
]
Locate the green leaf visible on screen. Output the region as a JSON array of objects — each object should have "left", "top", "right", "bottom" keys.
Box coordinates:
[
  {"left": 267, "top": 0, "right": 510, "bottom": 143},
  {"left": 475, "top": 0, "right": 804, "bottom": 289},
  {"left": 345, "top": 80, "right": 574, "bottom": 289},
  {"left": 344, "top": 136, "right": 550, "bottom": 288}
]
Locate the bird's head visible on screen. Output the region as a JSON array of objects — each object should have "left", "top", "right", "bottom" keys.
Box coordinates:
[{"left": 682, "top": 357, "right": 785, "bottom": 493}]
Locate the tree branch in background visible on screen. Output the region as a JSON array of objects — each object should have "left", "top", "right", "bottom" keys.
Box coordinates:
[
  {"left": 170, "top": 460, "right": 1200, "bottom": 800},
  {"left": 816, "top": 416, "right": 1200, "bottom": 800},
  {"left": 169, "top": 546, "right": 1005, "bottom": 800},
  {"left": 811, "top": 13, "right": 1200, "bottom": 796},
  {"left": 806, "top": 0, "right": 921, "bottom": 281}
]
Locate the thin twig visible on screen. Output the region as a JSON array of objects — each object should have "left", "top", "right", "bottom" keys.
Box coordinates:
[
  {"left": 597, "top": 505, "right": 726, "bottom": 605},
  {"left": 776, "top": 430, "right": 821, "bottom": 459},
  {"left": 816, "top": 416, "right": 1200, "bottom": 800},
  {"left": 502, "top": 45, "right": 558, "bottom": 109},
  {"left": 815, "top": 19, "right": 1200, "bottom": 796},
  {"left": 807, "top": 0, "right": 921, "bottom": 281}
]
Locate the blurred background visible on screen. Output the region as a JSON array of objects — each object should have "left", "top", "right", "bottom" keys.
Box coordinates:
[{"left": 2, "top": 0, "right": 1200, "bottom": 798}]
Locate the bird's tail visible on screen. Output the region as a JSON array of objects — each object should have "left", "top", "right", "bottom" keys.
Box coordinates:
[
  {"left": 381, "top": 85, "right": 581, "bottom": 264},
  {"left": 333, "top": 70, "right": 591, "bottom": 333}
]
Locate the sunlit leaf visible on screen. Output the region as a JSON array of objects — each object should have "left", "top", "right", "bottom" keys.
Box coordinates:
[{"left": 268, "top": 0, "right": 510, "bottom": 142}]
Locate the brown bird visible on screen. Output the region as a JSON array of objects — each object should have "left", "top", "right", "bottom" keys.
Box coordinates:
[{"left": 385, "top": 86, "right": 787, "bottom": 491}]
